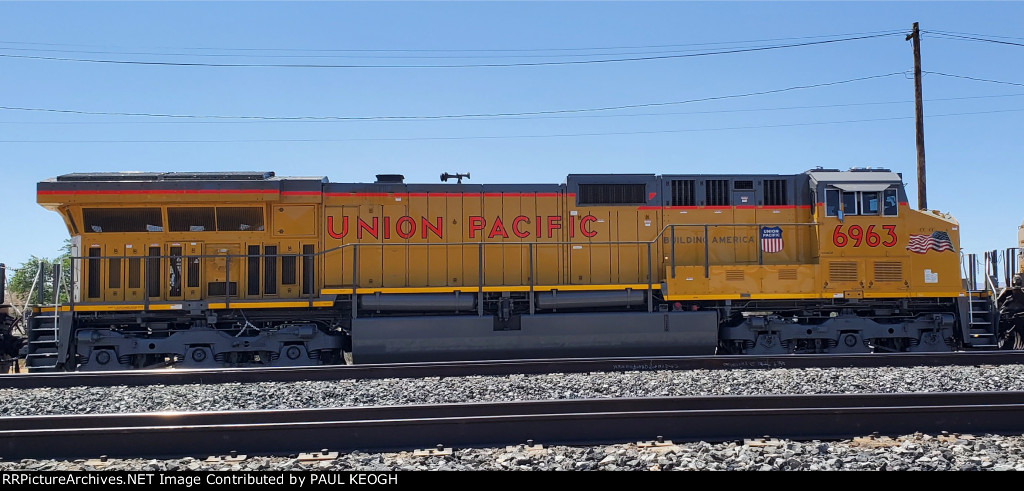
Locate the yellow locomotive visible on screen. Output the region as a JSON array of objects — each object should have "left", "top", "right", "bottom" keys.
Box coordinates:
[{"left": 27, "top": 168, "right": 976, "bottom": 371}]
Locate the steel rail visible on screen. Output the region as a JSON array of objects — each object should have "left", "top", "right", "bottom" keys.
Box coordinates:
[
  {"left": 3, "top": 351, "right": 1024, "bottom": 390},
  {"left": 3, "top": 391, "right": 1024, "bottom": 460}
]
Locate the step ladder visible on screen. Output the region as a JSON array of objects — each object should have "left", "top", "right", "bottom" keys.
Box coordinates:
[
  {"left": 965, "top": 292, "right": 998, "bottom": 348},
  {"left": 23, "top": 262, "right": 66, "bottom": 372},
  {"left": 25, "top": 308, "right": 60, "bottom": 372},
  {"left": 962, "top": 252, "right": 1002, "bottom": 349}
]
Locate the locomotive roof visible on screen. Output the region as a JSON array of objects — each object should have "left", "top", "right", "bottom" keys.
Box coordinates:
[
  {"left": 54, "top": 171, "right": 282, "bottom": 182},
  {"left": 806, "top": 170, "right": 900, "bottom": 182},
  {"left": 47, "top": 168, "right": 899, "bottom": 185}
]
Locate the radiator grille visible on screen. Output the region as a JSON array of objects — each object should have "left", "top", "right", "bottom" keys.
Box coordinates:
[
  {"left": 217, "top": 207, "right": 264, "bottom": 231},
  {"left": 874, "top": 262, "right": 903, "bottom": 282},
  {"left": 578, "top": 184, "right": 646, "bottom": 205},
  {"left": 778, "top": 269, "right": 798, "bottom": 280},
  {"left": 725, "top": 270, "right": 745, "bottom": 281},
  {"left": 83, "top": 208, "right": 163, "bottom": 233},
  {"left": 829, "top": 262, "right": 858, "bottom": 283},
  {"left": 168, "top": 207, "right": 215, "bottom": 232}
]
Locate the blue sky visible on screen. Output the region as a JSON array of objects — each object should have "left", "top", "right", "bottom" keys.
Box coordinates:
[{"left": 1, "top": 2, "right": 1022, "bottom": 268}]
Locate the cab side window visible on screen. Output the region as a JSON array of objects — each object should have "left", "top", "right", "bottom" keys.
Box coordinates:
[
  {"left": 883, "top": 188, "right": 898, "bottom": 216},
  {"left": 841, "top": 192, "right": 858, "bottom": 216},
  {"left": 860, "top": 192, "right": 880, "bottom": 215},
  {"left": 825, "top": 185, "right": 899, "bottom": 218},
  {"left": 825, "top": 189, "right": 840, "bottom": 216}
]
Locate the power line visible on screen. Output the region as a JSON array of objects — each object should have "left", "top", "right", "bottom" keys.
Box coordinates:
[
  {"left": 0, "top": 41, "right": 902, "bottom": 60},
  {"left": 926, "top": 29, "right": 1024, "bottom": 42},
  {"left": 0, "top": 71, "right": 906, "bottom": 121},
  {"left": 0, "top": 33, "right": 898, "bottom": 68},
  {"left": 2, "top": 107, "right": 1021, "bottom": 143},
  {"left": 2, "top": 45, "right": 835, "bottom": 60},
  {"left": 924, "top": 71, "right": 1024, "bottom": 88},
  {"left": 2, "top": 92, "right": 1022, "bottom": 125},
  {"left": 924, "top": 31, "right": 1024, "bottom": 48},
  {"left": 0, "top": 29, "right": 905, "bottom": 54}
]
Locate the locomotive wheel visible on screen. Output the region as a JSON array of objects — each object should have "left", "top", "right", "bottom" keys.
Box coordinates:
[{"left": 999, "top": 330, "right": 1024, "bottom": 350}]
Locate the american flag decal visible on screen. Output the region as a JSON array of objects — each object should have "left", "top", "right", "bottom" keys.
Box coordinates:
[
  {"left": 906, "top": 231, "right": 954, "bottom": 254},
  {"left": 760, "top": 226, "right": 783, "bottom": 253}
]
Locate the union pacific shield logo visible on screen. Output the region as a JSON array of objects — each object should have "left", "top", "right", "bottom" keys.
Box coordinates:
[{"left": 760, "top": 226, "right": 783, "bottom": 253}]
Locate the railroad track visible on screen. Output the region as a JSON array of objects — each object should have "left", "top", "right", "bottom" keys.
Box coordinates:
[
  {"left": 2, "top": 391, "right": 1024, "bottom": 460},
  {"left": 2, "top": 351, "right": 1024, "bottom": 390}
]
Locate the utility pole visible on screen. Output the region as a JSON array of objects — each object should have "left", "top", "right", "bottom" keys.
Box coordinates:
[{"left": 907, "top": 22, "right": 927, "bottom": 210}]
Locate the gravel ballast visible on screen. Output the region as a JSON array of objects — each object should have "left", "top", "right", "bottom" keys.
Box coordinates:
[
  {"left": 2, "top": 433, "right": 1023, "bottom": 471},
  {"left": 1, "top": 364, "right": 1023, "bottom": 416},
  {"left": 5, "top": 365, "right": 1024, "bottom": 471}
]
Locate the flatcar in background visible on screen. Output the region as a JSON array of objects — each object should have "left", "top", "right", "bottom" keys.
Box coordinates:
[
  {"left": 0, "top": 265, "right": 24, "bottom": 373},
  {"left": 24, "top": 168, "right": 985, "bottom": 371},
  {"left": 991, "top": 222, "right": 1024, "bottom": 350}
]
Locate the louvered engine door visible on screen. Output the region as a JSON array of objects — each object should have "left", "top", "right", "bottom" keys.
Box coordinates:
[{"left": 123, "top": 243, "right": 145, "bottom": 302}]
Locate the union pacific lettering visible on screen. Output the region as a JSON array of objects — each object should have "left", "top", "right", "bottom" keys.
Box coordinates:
[{"left": 327, "top": 215, "right": 598, "bottom": 240}]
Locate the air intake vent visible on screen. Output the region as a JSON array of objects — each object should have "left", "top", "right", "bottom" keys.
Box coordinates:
[
  {"left": 83, "top": 208, "right": 163, "bottom": 233},
  {"left": 705, "top": 179, "right": 729, "bottom": 206},
  {"left": 168, "top": 207, "right": 215, "bottom": 232},
  {"left": 829, "top": 262, "right": 858, "bottom": 283},
  {"left": 874, "top": 262, "right": 903, "bottom": 282},
  {"left": 375, "top": 174, "right": 405, "bottom": 184},
  {"left": 217, "top": 207, "right": 264, "bottom": 231},
  {"left": 726, "top": 270, "right": 744, "bottom": 281},
  {"left": 578, "top": 183, "right": 646, "bottom": 205},
  {"left": 208, "top": 282, "right": 238, "bottom": 296},
  {"left": 778, "top": 269, "right": 798, "bottom": 281},
  {"left": 763, "top": 179, "right": 788, "bottom": 206},
  {"left": 670, "top": 179, "right": 696, "bottom": 206}
]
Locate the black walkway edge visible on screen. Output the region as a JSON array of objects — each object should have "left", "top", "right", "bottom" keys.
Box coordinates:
[
  {"left": 3, "top": 351, "right": 1024, "bottom": 390},
  {"left": 3, "top": 391, "right": 1024, "bottom": 460}
]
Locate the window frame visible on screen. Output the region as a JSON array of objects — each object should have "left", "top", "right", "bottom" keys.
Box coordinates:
[
  {"left": 841, "top": 191, "right": 859, "bottom": 216},
  {"left": 825, "top": 186, "right": 899, "bottom": 217},
  {"left": 883, "top": 188, "right": 899, "bottom": 216},
  {"left": 825, "top": 189, "right": 841, "bottom": 216},
  {"left": 859, "top": 191, "right": 880, "bottom": 216}
]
